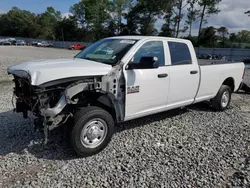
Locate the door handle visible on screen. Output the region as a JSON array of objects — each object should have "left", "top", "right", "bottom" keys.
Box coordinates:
[
  {"left": 190, "top": 70, "right": 198, "bottom": 74},
  {"left": 158, "top": 73, "right": 168, "bottom": 78}
]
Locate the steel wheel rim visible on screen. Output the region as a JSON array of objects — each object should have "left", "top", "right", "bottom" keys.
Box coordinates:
[
  {"left": 221, "top": 90, "right": 230, "bottom": 108},
  {"left": 80, "top": 118, "right": 108, "bottom": 148}
]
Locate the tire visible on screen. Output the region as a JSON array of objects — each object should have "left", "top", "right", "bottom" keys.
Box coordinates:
[
  {"left": 70, "top": 106, "right": 114, "bottom": 157},
  {"left": 211, "top": 85, "right": 232, "bottom": 111}
]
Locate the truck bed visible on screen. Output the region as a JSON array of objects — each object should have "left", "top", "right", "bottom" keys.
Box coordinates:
[
  {"left": 198, "top": 59, "right": 242, "bottom": 66},
  {"left": 195, "top": 59, "right": 245, "bottom": 103}
]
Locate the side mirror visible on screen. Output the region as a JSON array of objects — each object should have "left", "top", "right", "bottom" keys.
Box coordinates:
[{"left": 126, "top": 56, "right": 159, "bottom": 70}]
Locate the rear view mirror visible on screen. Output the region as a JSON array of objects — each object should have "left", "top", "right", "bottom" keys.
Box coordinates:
[{"left": 126, "top": 56, "right": 159, "bottom": 70}]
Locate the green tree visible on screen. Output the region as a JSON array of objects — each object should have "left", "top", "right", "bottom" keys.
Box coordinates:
[
  {"left": 174, "top": 0, "right": 189, "bottom": 37},
  {"left": 0, "top": 7, "right": 39, "bottom": 37},
  {"left": 55, "top": 16, "right": 80, "bottom": 41},
  {"left": 106, "top": 20, "right": 117, "bottom": 37},
  {"left": 70, "top": 0, "right": 112, "bottom": 40},
  {"left": 37, "top": 7, "right": 62, "bottom": 40},
  {"left": 46, "top": 6, "right": 62, "bottom": 20},
  {"left": 197, "top": 0, "right": 221, "bottom": 46},
  {"left": 228, "top": 33, "right": 239, "bottom": 48},
  {"left": 124, "top": 0, "right": 174, "bottom": 36},
  {"left": 159, "top": 0, "right": 189, "bottom": 37},
  {"left": 199, "top": 26, "right": 217, "bottom": 47},
  {"left": 70, "top": 1, "right": 86, "bottom": 25},
  {"left": 183, "top": 35, "right": 198, "bottom": 46},
  {"left": 237, "top": 30, "right": 250, "bottom": 43},
  {"left": 217, "top": 26, "right": 228, "bottom": 47},
  {"left": 123, "top": 6, "right": 140, "bottom": 35},
  {"left": 112, "top": 0, "right": 132, "bottom": 34},
  {"left": 185, "top": 0, "right": 200, "bottom": 36},
  {"left": 229, "top": 33, "right": 237, "bottom": 43},
  {"left": 131, "top": 0, "right": 162, "bottom": 35},
  {"left": 159, "top": 5, "right": 175, "bottom": 37}
]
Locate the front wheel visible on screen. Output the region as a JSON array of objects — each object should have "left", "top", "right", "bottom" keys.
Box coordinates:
[
  {"left": 211, "top": 85, "right": 232, "bottom": 111},
  {"left": 70, "top": 106, "right": 114, "bottom": 157}
]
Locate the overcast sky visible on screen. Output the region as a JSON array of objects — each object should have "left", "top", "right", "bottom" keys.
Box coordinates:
[
  {"left": 156, "top": 0, "right": 250, "bottom": 36},
  {"left": 0, "top": 0, "right": 249, "bottom": 36}
]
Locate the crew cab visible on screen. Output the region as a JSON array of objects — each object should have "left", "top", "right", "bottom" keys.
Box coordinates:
[{"left": 7, "top": 36, "right": 245, "bottom": 157}]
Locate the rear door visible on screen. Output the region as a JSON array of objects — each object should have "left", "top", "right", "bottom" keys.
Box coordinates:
[
  {"left": 166, "top": 41, "right": 200, "bottom": 109},
  {"left": 124, "top": 39, "right": 170, "bottom": 120}
]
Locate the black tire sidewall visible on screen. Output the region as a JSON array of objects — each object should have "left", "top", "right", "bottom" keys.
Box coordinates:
[
  {"left": 213, "top": 85, "right": 232, "bottom": 111},
  {"left": 71, "top": 107, "right": 114, "bottom": 157}
]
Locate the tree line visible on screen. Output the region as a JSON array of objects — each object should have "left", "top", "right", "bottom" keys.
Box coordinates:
[{"left": 0, "top": 0, "right": 249, "bottom": 48}]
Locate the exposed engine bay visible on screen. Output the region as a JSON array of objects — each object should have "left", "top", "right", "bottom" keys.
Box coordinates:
[{"left": 11, "top": 63, "right": 125, "bottom": 143}]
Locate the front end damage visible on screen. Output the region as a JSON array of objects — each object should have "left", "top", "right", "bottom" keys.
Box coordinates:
[{"left": 9, "top": 64, "right": 125, "bottom": 143}]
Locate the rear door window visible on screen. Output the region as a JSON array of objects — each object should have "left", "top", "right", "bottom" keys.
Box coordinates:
[{"left": 168, "top": 42, "right": 192, "bottom": 65}]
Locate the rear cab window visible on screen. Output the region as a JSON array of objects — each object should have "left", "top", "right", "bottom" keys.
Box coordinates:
[{"left": 168, "top": 41, "right": 192, "bottom": 65}]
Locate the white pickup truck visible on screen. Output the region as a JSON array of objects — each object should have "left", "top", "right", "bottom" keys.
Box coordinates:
[{"left": 7, "top": 36, "right": 245, "bottom": 157}]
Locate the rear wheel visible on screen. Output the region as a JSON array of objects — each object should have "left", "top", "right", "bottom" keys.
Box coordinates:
[
  {"left": 211, "top": 85, "right": 232, "bottom": 111},
  {"left": 70, "top": 106, "right": 114, "bottom": 157}
]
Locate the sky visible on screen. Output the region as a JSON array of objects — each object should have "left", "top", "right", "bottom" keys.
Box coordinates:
[
  {"left": 156, "top": 0, "right": 250, "bottom": 36},
  {"left": 0, "top": 0, "right": 78, "bottom": 15},
  {"left": 0, "top": 0, "right": 250, "bottom": 36}
]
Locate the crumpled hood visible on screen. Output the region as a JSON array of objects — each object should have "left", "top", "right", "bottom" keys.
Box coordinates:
[{"left": 7, "top": 58, "right": 112, "bottom": 86}]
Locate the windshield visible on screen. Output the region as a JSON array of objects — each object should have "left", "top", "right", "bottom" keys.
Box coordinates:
[{"left": 74, "top": 38, "right": 138, "bottom": 65}]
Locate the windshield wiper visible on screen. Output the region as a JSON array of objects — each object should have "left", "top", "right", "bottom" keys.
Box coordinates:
[
  {"left": 82, "top": 57, "right": 92, "bottom": 61},
  {"left": 79, "top": 57, "right": 112, "bottom": 65}
]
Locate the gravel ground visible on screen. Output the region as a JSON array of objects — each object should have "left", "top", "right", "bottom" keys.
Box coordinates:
[
  {"left": 0, "top": 46, "right": 78, "bottom": 81},
  {"left": 0, "top": 47, "right": 250, "bottom": 187}
]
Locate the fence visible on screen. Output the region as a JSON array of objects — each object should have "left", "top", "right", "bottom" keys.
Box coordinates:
[
  {"left": 1, "top": 36, "right": 250, "bottom": 62},
  {"left": 195, "top": 48, "right": 250, "bottom": 62},
  {"left": 0, "top": 36, "right": 92, "bottom": 48}
]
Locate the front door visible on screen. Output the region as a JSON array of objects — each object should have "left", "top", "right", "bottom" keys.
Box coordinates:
[{"left": 123, "top": 40, "right": 170, "bottom": 120}]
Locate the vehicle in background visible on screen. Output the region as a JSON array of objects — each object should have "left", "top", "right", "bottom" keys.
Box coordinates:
[
  {"left": 1, "top": 40, "right": 11, "bottom": 45},
  {"left": 9, "top": 38, "right": 16, "bottom": 45},
  {"left": 69, "top": 43, "right": 86, "bottom": 50},
  {"left": 24, "top": 40, "right": 30, "bottom": 45},
  {"left": 16, "top": 40, "right": 25, "bottom": 46},
  {"left": 31, "top": 41, "right": 39, "bottom": 46},
  {"left": 7, "top": 36, "right": 245, "bottom": 157},
  {"left": 0, "top": 38, "right": 13, "bottom": 45},
  {"left": 37, "top": 41, "right": 53, "bottom": 47},
  {"left": 198, "top": 54, "right": 227, "bottom": 61},
  {"left": 0, "top": 38, "right": 17, "bottom": 45},
  {"left": 0, "top": 39, "right": 5, "bottom": 45}
]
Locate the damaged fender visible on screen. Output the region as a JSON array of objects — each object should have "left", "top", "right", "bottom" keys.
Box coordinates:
[{"left": 40, "top": 82, "right": 90, "bottom": 117}]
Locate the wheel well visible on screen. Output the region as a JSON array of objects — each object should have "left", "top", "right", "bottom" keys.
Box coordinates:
[
  {"left": 222, "top": 77, "right": 235, "bottom": 92},
  {"left": 74, "top": 92, "right": 118, "bottom": 122},
  {"left": 91, "top": 100, "right": 116, "bottom": 122}
]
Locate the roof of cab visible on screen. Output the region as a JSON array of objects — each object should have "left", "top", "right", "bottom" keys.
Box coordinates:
[{"left": 107, "top": 35, "right": 190, "bottom": 43}]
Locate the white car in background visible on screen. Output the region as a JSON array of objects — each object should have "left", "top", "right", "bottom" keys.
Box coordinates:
[{"left": 37, "top": 41, "right": 53, "bottom": 47}]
